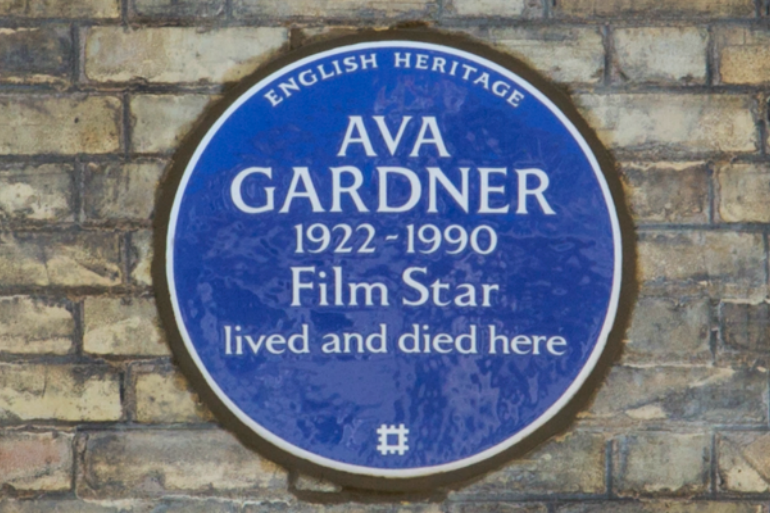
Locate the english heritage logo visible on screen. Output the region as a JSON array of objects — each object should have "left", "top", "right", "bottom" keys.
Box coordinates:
[{"left": 154, "top": 31, "right": 626, "bottom": 490}]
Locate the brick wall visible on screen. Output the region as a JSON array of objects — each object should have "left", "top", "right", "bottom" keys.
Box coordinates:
[{"left": 0, "top": 0, "right": 769, "bottom": 511}]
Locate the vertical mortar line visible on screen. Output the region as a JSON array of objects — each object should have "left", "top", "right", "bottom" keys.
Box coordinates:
[
  {"left": 433, "top": 0, "right": 444, "bottom": 24},
  {"left": 123, "top": 231, "right": 133, "bottom": 288},
  {"left": 543, "top": 0, "right": 552, "bottom": 18},
  {"left": 710, "top": 430, "right": 718, "bottom": 497},
  {"left": 756, "top": 0, "right": 763, "bottom": 17},
  {"left": 122, "top": 91, "right": 131, "bottom": 161},
  {"left": 709, "top": 297, "right": 719, "bottom": 366},
  {"left": 762, "top": 228, "right": 770, "bottom": 300},
  {"left": 123, "top": 361, "right": 135, "bottom": 422},
  {"left": 758, "top": 92, "right": 768, "bottom": 157},
  {"left": 71, "top": 431, "right": 88, "bottom": 497},
  {"left": 707, "top": 160, "right": 716, "bottom": 226},
  {"left": 121, "top": 0, "right": 129, "bottom": 27},
  {"left": 705, "top": 24, "right": 716, "bottom": 88},
  {"left": 225, "top": 0, "right": 234, "bottom": 22},
  {"left": 72, "top": 298, "right": 85, "bottom": 357},
  {"left": 605, "top": 438, "right": 614, "bottom": 498},
  {"left": 545, "top": 502, "right": 557, "bottom": 513},
  {"left": 602, "top": 24, "right": 613, "bottom": 88},
  {"left": 70, "top": 23, "right": 80, "bottom": 91},
  {"left": 74, "top": 158, "right": 86, "bottom": 225}
]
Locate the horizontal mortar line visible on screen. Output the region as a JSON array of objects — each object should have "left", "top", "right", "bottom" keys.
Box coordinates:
[
  {"left": 0, "top": 18, "right": 123, "bottom": 28},
  {"left": 519, "top": 14, "right": 770, "bottom": 23},
  {"left": 0, "top": 491, "right": 81, "bottom": 502},
  {"left": 75, "top": 83, "right": 226, "bottom": 94},
  {"left": 447, "top": 493, "right": 617, "bottom": 502},
  {"left": 0, "top": 354, "right": 127, "bottom": 365},
  {"left": 0, "top": 83, "right": 74, "bottom": 94},
  {"left": 0, "top": 221, "right": 152, "bottom": 230},
  {"left": 572, "top": 85, "right": 770, "bottom": 94},
  {"left": 607, "top": 151, "right": 767, "bottom": 161},
  {"left": 74, "top": 422, "right": 223, "bottom": 432},
  {"left": 435, "top": 17, "right": 766, "bottom": 29},
  {"left": 120, "top": 17, "right": 286, "bottom": 28},
  {"left": 544, "top": 498, "right": 770, "bottom": 505},
  {"left": 0, "top": 286, "right": 154, "bottom": 297},
  {"left": 613, "top": 153, "right": 770, "bottom": 163},
  {"left": 0, "top": 154, "right": 127, "bottom": 164},
  {"left": 0, "top": 16, "right": 767, "bottom": 30},
  {"left": 1, "top": 81, "right": 768, "bottom": 97},
  {"left": 636, "top": 223, "right": 770, "bottom": 232},
  {"left": 0, "top": 223, "right": 147, "bottom": 233},
  {"left": 575, "top": 421, "right": 770, "bottom": 431}
]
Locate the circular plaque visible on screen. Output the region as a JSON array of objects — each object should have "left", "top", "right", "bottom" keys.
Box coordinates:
[{"left": 156, "top": 31, "right": 623, "bottom": 488}]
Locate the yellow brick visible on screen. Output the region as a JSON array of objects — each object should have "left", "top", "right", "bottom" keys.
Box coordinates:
[
  {"left": 0, "top": 0, "right": 119, "bottom": 18},
  {"left": 85, "top": 27, "right": 287, "bottom": 83},
  {"left": 613, "top": 27, "right": 708, "bottom": 84},
  {"left": 83, "top": 297, "right": 169, "bottom": 356},
  {"left": 577, "top": 94, "right": 757, "bottom": 153},
  {"left": 717, "top": 27, "right": 770, "bottom": 85},
  {"left": 0, "top": 95, "right": 121, "bottom": 155},
  {"left": 555, "top": 0, "right": 754, "bottom": 17},
  {"left": 0, "top": 364, "right": 121, "bottom": 421},
  {"left": 135, "top": 371, "right": 212, "bottom": 423},
  {"left": 130, "top": 95, "right": 212, "bottom": 153}
]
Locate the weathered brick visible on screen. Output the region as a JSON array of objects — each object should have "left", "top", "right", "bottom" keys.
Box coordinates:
[
  {"left": 0, "top": 0, "right": 119, "bottom": 18},
  {"left": 0, "top": 499, "right": 243, "bottom": 513},
  {"left": 718, "top": 432, "right": 770, "bottom": 493},
  {"left": 0, "top": 164, "right": 74, "bottom": 222},
  {"left": 130, "top": 95, "right": 212, "bottom": 154},
  {"left": 717, "top": 162, "right": 770, "bottom": 222},
  {"left": 0, "top": 500, "right": 134, "bottom": 513},
  {"left": 0, "top": 232, "right": 122, "bottom": 287},
  {"left": 576, "top": 94, "right": 757, "bottom": 154},
  {"left": 84, "top": 161, "right": 165, "bottom": 221},
  {"left": 243, "top": 504, "right": 442, "bottom": 513},
  {"left": 82, "top": 429, "right": 287, "bottom": 498},
  {"left": 0, "top": 432, "right": 72, "bottom": 492},
  {"left": 471, "top": 26, "right": 604, "bottom": 84},
  {"left": 0, "top": 27, "right": 71, "bottom": 85},
  {"left": 0, "top": 431, "right": 72, "bottom": 491},
  {"left": 128, "top": 230, "right": 152, "bottom": 286},
  {"left": 637, "top": 231, "right": 766, "bottom": 300},
  {"left": 585, "top": 365, "right": 767, "bottom": 425},
  {"left": 453, "top": 432, "right": 606, "bottom": 496},
  {"left": 716, "top": 27, "right": 770, "bottom": 85},
  {"left": 624, "top": 297, "right": 711, "bottom": 364},
  {"left": 83, "top": 297, "right": 168, "bottom": 356},
  {"left": 554, "top": 0, "right": 754, "bottom": 17},
  {"left": 135, "top": 369, "right": 211, "bottom": 423},
  {"left": 0, "top": 296, "right": 74, "bottom": 355},
  {"left": 131, "top": 0, "right": 225, "bottom": 18},
  {"left": 448, "top": 504, "right": 547, "bottom": 513},
  {"left": 234, "top": 0, "right": 435, "bottom": 18},
  {"left": 0, "top": 364, "right": 121, "bottom": 422},
  {"left": 84, "top": 27, "right": 287, "bottom": 84},
  {"left": 0, "top": 95, "right": 122, "bottom": 155},
  {"left": 139, "top": 500, "right": 241, "bottom": 513},
  {"left": 557, "top": 502, "right": 764, "bottom": 513},
  {"left": 721, "top": 302, "right": 770, "bottom": 354},
  {"left": 613, "top": 432, "right": 710, "bottom": 496},
  {"left": 613, "top": 27, "right": 707, "bottom": 85},
  {"left": 619, "top": 161, "right": 709, "bottom": 224},
  {"left": 292, "top": 473, "right": 342, "bottom": 493},
  {"left": 444, "top": 0, "right": 541, "bottom": 17}
]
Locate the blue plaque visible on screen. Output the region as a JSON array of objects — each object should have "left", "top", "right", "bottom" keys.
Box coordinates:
[{"left": 156, "top": 32, "right": 623, "bottom": 488}]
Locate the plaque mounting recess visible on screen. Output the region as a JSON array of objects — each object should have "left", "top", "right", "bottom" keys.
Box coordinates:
[{"left": 154, "top": 30, "right": 629, "bottom": 491}]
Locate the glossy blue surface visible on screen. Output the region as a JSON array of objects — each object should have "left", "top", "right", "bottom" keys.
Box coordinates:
[{"left": 169, "top": 42, "right": 618, "bottom": 473}]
